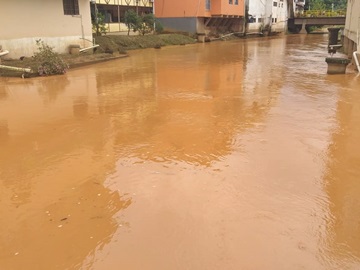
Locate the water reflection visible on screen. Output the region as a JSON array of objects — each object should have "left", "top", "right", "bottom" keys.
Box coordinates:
[
  {"left": 73, "top": 96, "right": 89, "bottom": 118},
  {"left": 0, "top": 84, "right": 8, "bottom": 100},
  {"left": 93, "top": 41, "right": 286, "bottom": 166},
  {"left": 323, "top": 77, "right": 360, "bottom": 267},
  {"left": 0, "top": 120, "right": 9, "bottom": 143},
  {"left": 37, "top": 76, "right": 70, "bottom": 104},
  {"left": 0, "top": 179, "right": 131, "bottom": 270},
  {"left": 1, "top": 35, "right": 360, "bottom": 270},
  {"left": 0, "top": 74, "right": 131, "bottom": 270}
]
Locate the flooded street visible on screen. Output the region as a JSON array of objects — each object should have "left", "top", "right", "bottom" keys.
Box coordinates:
[{"left": 1, "top": 34, "right": 360, "bottom": 270}]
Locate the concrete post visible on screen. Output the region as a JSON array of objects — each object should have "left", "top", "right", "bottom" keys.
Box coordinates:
[
  {"left": 300, "top": 20, "right": 307, "bottom": 34},
  {"left": 328, "top": 27, "right": 340, "bottom": 45}
]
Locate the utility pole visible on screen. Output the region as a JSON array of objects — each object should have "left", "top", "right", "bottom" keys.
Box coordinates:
[{"left": 152, "top": 0, "right": 155, "bottom": 32}]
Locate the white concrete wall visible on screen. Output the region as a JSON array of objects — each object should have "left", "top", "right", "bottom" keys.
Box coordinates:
[
  {"left": 271, "top": 0, "right": 288, "bottom": 32},
  {"left": 248, "top": 0, "right": 267, "bottom": 32},
  {"left": 344, "top": 0, "right": 360, "bottom": 51},
  {"left": 0, "top": 0, "right": 93, "bottom": 59},
  {"left": 248, "top": 0, "right": 288, "bottom": 33}
]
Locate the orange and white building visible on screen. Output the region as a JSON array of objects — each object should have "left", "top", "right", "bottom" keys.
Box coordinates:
[{"left": 154, "top": 0, "right": 245, "bottom": 35}]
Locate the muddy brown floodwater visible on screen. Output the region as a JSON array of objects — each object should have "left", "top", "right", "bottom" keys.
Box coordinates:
[{"left": 1, "top": 34, "right": 360, "bottom": 270}]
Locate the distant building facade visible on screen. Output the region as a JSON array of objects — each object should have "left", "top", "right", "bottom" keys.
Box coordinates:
[
  {"left": 294, "top": 0, "right": 305, "bottom": 14},
  {"left": 91, "top": 0, "right": 154, "bottom": 32},
  {"left": 154, "top": 0, "right": 245, "bottom": 35},
  {"left": 247, "top": 0, "right": 290, "bottom": 34}
]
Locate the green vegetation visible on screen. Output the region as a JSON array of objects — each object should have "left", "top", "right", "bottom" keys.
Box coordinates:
[
  {"left": 124, "top": 9, "right": 139, "bottom": 36},
  {"left": 309, "top": 0, "right": 326, "bottom": 10},
  {"left": 306, "top": 0, "right": 347, "bottom": 10},
  {"left": 155, "top": 20, "right": 164, "bottom": 34},
  {"left": 92, "top": 12, "right": 108, "bottom": 37},
  {"left": 33, "top": 40, "right": 69, "bottom": 76},
  {"left": 137, "top": 14, "right": 156, "bottom": 36},
  {"left": 124, "top": 10, "right": 163, "bottom": 36},
  {"left": 94, "top": 34, "right": 196, "bottom": 53}
]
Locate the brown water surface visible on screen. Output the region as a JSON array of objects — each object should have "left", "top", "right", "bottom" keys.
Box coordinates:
[{"left": 1, "top": 34, "right": 360, "bottom": 270}]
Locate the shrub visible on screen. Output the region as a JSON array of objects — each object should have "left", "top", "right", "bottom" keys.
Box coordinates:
[
  {"left": 33, "top": 40, "right": 69, "bottom": 76},
  {"left": 155, "top": 20, "right": 164, "bottom": 34},
  {"left": 137, "top": 14, "right": 155, "bottom": 35},
  {"left": 92, "top": 12, "right": 108, "bottom": 36}
]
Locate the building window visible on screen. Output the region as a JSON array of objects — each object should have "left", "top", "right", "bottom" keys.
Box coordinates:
[
  {"left": 206, "top": 0, "right": 211, "bottom": 10},
  {"left": 235, "top": 0, "right": 238, "bottom": 4},
  {"left": 229, "top": 0, "right": 233, "bottom": 4},
  {"left": 63, "top": 0, "right": 79, "bottom": 15},
  {"left": 258, "top": 18, "right": 264, "bottom": 23},
  {"left": 273, "top": 1, "right": 277, "bottom": 7}
]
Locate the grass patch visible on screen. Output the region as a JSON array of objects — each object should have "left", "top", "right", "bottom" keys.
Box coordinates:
[{"left": 94, "top": 33, "right": 197, "bottom": 52}]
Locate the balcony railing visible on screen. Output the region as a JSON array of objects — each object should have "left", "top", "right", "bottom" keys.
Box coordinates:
[{"left": 95, "top": 0, "right": 153, "bottom": 8}]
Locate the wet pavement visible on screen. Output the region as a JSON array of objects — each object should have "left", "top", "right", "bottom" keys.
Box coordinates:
[{"left": 1, "top": 34, "right": 360, "bottom": 270}]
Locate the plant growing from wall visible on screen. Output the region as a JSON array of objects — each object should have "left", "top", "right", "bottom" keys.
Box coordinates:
[
  {"left": 92, "top": 12, "right": 108, "bottom": 36},
  {"left": 33, "top": 40, "right": 68, "bottom": 76}
]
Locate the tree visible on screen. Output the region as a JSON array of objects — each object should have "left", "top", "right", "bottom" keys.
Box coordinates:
[
  {"left": 309, "top": 0, "right": 326, "bottom": 10},
  {"left": 124, "top": 9, "right": 140, "bottom": 35},
  {"left": 137, "top": 14, "right": 155, "bottom": 36},
  {"left": 92, "top": 12, "right": 107, "bottom": 36},
  {"left": 324, "top": 0, "right": 347, "bottom": 10},
  {"left": 306, "top": 0, "right": 347, "bottom": 11}
]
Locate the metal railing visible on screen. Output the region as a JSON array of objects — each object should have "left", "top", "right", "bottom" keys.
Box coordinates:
[
  {"left": 95, "top": 0, "right": 153, "bottom": 7},
  {"left": 296, "top": 10, "right": 346, "bottom": 18}
]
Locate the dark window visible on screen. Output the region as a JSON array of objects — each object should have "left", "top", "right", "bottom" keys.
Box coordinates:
[
  {"left": 235, "top": 0, "right": 238, "bottom": 4},
  {"left": 63, "top": 0, "right": 79, "bottom": 15},
  {"left": 206, "top": 0, "right": 211, "bottom": 10},
  {"left": 229, "top": 0, "right": 233, "bottom": 4},
  {"left": 273, "top": 1, "right": 277, "bottom": 6}
]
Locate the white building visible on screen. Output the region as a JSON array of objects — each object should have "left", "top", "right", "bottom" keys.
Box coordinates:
[
  {"left": 247, "top": 0, "right": 289, "bottom": 34},
  {"left": 0, "top": 0, "right": 93, "bottom": 59},
  {"left": 343, "top": 0, "right": 360, "bottom": 56},
  {"left": 294, "top": 0, "right": 305, "bottom": 14}
]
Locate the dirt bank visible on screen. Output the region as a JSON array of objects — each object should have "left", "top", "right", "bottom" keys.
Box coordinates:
[{"left": 0, "top": 34, "right": 197, "bottom": 78}]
